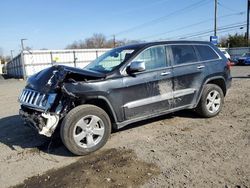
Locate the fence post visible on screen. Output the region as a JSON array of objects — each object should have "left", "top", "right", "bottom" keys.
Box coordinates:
[
  {"left": 21, "top": 51, "right": 27, "bottom": 79},
  {"left": 73, "top": 51, "right": 76, "bottom": 67},
  {"left": 50, "top": 51, "right": 54, "bottom": 66},
  {"left": 96, "top": 50, "right": 98, "bottom": 58}
]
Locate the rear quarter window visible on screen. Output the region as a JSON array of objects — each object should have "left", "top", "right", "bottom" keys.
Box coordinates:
[{"left": 195, "top": 45, "right": 220, "bottom": 61}]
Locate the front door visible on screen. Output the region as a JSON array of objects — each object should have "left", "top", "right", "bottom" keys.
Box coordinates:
[{"left": 121, "top": 45, "right": 174, "bottom": 120}]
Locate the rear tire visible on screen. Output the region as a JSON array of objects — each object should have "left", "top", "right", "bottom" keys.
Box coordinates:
[
  {"left": 196, "top": 84, "right": 224, "bottom": 118},
  {"left": 60, "top": 104, "right": 111, "bottom": 155}
]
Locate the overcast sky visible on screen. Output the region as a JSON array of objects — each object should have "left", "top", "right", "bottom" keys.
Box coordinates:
[{"left": 0, "top": 0, "right": 246, "bottom": 56}]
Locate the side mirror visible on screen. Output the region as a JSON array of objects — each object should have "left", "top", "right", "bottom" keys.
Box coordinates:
[{"left": 128, "top": 61, "right": 146, "bottom": 73}]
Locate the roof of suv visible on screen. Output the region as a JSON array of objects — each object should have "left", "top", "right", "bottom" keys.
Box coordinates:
[{"left": 120, "top": 41, "right": 213, "bottom": 49}]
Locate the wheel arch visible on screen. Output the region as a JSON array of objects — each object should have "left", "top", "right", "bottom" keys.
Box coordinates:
[
  {"left": 195, "top": 76, "right": 227, "bottom": 108},
  {"left": 83, "top": 96, "right": 118, "bottom": 128},
  {"left": 206, "top": 77, "right": 227, "bottom": 96}
]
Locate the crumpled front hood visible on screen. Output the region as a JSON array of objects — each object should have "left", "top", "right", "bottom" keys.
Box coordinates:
[{"left": 26, "top": 65, "right": 105, "bottom": 93}]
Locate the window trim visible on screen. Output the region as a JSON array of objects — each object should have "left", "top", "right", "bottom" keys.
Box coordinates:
[
  {"left": 168, "top": 43, "right": 222, "bottom": 68},
  {"left": 170, "top": 44, "right": 198, "bottom": 66},
  {"left": 120, "top": 44, "right": 170, "bottom": 75},
  {"left": 194, "top": 44, "right": 221, "bottom": 62},
  {"left": 120, "top": 43, "right": 222, "bottom": 74}
]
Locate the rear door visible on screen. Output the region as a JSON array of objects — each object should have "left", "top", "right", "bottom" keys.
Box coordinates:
[
  {"left": 170, "top": 44, "right": 205, "bottom": 108},
  {"left": 121, "top": 45, "right": 174, "bottom": 120}
]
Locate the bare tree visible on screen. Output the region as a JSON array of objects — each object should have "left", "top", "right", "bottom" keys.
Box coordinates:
[
  {"left": 219, "top": 36, "right": 228, "bottom": 47},
  {"left": 85, "top": 38, "right": 95, "bottom": 48},
  {"left": 92, "top": 33, "right": 106, "bottom": 48},
  {"left": 66, "top": 41, "right": 80, "bottom": 49},
  {"left": 0, "top": 48, "right": 6, "bottom": 64},
  {"left": 0, "top": 47, "right": 3, "bottom": 57},
  {"left": 66, "top": 33, "right": 144, "bottom": 49},
  {"left": 25, "top": 46, "right": 32, "bottom": 51}
]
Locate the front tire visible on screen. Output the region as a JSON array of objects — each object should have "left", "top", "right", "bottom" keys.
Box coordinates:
[
  {"left": 60, "top": 104, "right": 111, "bottom": 155},
  {"left": 196, "top": 84, "right": 224, "bottom": 118}
]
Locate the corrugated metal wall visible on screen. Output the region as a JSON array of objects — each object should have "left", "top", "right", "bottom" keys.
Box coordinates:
[
  {"left": 6, "top": 54, "right": 23, "bottom": 78},
  {"left": 7, "top": 48, "right": 110, "bottom": 78}
]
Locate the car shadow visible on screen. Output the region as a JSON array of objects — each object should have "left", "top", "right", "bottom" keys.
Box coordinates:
[
  {"left": 0, "top": 110, "right": 200, "bottom": 157},
  {"left": 0, "top": 115, "right": 73, "bottom": 157},
  {"left": 0, "top": 74, "right": 13, "bottom": 79},
  {"left": 232, "top": 75, "right": 250, "bottom": 79}
]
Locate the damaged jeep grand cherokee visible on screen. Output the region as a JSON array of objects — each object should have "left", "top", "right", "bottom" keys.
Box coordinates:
[{"left": 19, "top": 41, "right": 232, "bottom": 155}]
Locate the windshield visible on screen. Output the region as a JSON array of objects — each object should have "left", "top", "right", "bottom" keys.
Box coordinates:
[{"left": 85, "top": 47, "right": 137, "bottom": 73}]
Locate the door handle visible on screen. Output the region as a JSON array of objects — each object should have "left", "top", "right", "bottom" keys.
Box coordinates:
[
  {"left": 161, "top": 71, "right": 171, "bottom": 76},
  {"left": 197, "top": 65, "right": 205, "bottom": 69}
]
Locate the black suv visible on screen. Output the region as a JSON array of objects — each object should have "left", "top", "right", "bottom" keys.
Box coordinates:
[{"left": 19, "top": 41, "right": 232, "bottom": 155}]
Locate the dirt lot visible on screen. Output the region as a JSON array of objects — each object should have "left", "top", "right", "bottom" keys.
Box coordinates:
[{"left": 0, "top": 66, "right": 249, "bottom": 188}]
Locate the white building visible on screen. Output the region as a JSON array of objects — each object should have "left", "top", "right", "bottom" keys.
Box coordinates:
[{"left": 7, "top": 48, "right": 110, "bottom": 78}]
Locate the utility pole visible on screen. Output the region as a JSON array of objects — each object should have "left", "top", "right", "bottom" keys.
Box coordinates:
[
  {"left": 21, "top": 38, "right": 27, "bottom": 51},
  {"left": 113, "top": 35, "right": 116, "bottom": 48},
  {"left": 10, "top": 50, "right": 14, "bottom": 61},
  {"left": 20, "top": 38, "right": 27, "bottom": 79},
  {"left": 247, "top": 0, "right": 250, "bottom": 46},
  {"left": 214, "top": 0, "right": 218, "bottom": 37}
]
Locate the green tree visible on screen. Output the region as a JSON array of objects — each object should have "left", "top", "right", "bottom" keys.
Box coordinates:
[{"left": 219, "top": 33, "right": 249, "bottom": 47}]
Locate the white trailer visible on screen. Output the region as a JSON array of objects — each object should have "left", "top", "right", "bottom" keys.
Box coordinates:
[{"left": 7, "top": 48, "right": 110, "bottom": 78}]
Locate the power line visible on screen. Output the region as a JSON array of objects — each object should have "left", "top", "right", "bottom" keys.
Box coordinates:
[
  {"left": 187, "top": 27, "right": 246, "bottom": 40},
  {"left": 172, "top": 22, "right": 246, "bottom": 39},
  {"left": 114, "top": 0, "right": 211, "bottom": 36},
  {"left": 217, "top": 0, "right": 239, "bottom": 13},
  {"left": 190, "top": 26, "right": 246, "bottom": 39},
  {"left": 138, "top": 12, "right": 245, "bottom": 40},
  {"left": 179, "top": 23, "right": 246, "bottom": 39}
]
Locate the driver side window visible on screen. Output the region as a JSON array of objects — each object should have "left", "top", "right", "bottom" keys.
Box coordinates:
[{"left": 134, "top": 46, "right": 167, "bottom": 71}]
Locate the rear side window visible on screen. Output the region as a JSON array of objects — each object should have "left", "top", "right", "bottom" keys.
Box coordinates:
[
  {"left": 195, "top": 45, "right": 219, "bottom": 61},
  {"left": 171, "top": 45, "right": 198, "bottom": 65}
]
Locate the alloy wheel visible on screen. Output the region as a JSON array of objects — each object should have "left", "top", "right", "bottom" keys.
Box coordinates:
[
  {"left": 206, "top": 90, "right": 221, "bottom": 114},
  {"left": 73, "top": 115, "right": 105, "bottom": 148}
]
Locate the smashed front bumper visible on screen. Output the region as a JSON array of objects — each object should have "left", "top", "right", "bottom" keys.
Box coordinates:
[
  {"left": 19, "top": 89, "right": 60, "bottom": 137},
  {"left": 19, "top": 108, "right": 59, "bottom": 137}
]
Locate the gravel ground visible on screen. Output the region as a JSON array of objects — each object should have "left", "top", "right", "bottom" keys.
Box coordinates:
[{"left": 0, "top": 66, "right": 249, "bottom": 188}]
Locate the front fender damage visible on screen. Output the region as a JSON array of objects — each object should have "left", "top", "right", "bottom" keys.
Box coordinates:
[
  {"left": 20, "top": 65, "right": 105, "bottom": 137},
  {"left": 20, "top": 104, "right": 62, "bottom": 137}
]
